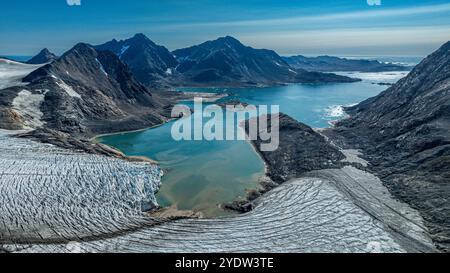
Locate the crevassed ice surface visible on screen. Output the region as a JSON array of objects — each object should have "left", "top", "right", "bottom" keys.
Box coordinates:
[
  {"left": 3, "top": 169, "right": 434, "bottom": 253},
  {"left": 0, "top": 131, "right": 162, "bottom": 243}
]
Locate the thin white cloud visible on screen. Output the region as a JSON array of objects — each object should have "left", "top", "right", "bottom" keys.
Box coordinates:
[
  {"left": 154, "top": 3, "right": 450, "bottom": 29},
  {"left": 66, "top": 0, "right": 81, "bottom": 6}
]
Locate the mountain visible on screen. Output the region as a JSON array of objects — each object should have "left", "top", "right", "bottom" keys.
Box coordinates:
[
  {"left": 26, "top": 48, "right": 57, "bottom": 64},
  {"left": 0, "top": 43, "right": 171, "bottom": 136},
  {"left": 95, "top": 33, "right": 178, "bottom": 88},
  {"left": 172, "top": 36, "right": 359, "bottom": 86},
  {"left": 283, "top": 55, "right": 411, "bottom": 72},
  {"left": 331, "top": 41, "right": 450, "bottom": 251}
]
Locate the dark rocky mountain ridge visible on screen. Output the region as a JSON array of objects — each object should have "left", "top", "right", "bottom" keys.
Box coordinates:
[
  {"left": 0, "top": 43, "right": 172, "bottom": 137},
  {"left": 328, "top": 41, "right": 450, "bottom": 251},
  {"left": 283, "top": 55, "right": 412, "bottom": 72},
  {"left": 26, "top": 48, "right": 57, "bottom": 64},
  {"left": 95, "top": 33, "right": 178, "bottom": 88},
  {"left": 95, "top": 34, "right": 358, "bottom": 87},
  {"left": 172, "top": 36, "right": 359, "bottom": 86}
]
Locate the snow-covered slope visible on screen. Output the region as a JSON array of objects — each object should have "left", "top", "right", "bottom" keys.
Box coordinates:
[{"left": 0, "top": 59, "right": 44, "bottom": 90}]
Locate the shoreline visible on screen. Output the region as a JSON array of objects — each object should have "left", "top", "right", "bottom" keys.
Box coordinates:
[
  {"left": 91, "top": 118, "right": 174, "bottom": 142},
  {"left": 91, "top": 91, "right": 230, "bottom": 163},
  {"left": 92, "top": 91, "right": 229, "bottom": 142}
]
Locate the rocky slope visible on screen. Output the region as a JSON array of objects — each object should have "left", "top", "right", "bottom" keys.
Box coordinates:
[
  {"left": 284, "top": 55, "right": 411, "bottom": 72},
  {"left": 173, "top": 36, "right": 359, "bottom": 86},
  {"left": 249, "top": 113, "right": 345, "bottom": 183},
  {"left": 328, "top": 41, "right": 450, "bottom": 251},
  {"left": 26, "top": 48, "right": 57, "bottom": 64},
  {"left": 95, "top": 34, "right": 178, "bottom": 88},
  {"left": 0, "top": 43, "right": 172, "bottom": 137}
]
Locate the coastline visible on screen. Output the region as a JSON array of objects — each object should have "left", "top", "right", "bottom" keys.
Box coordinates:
[
  {"left": 92, "top": 118, "right": 174, "bottom": 142},
  {"left": 91, "top": 91, "right": 229, "bottom": 163}
]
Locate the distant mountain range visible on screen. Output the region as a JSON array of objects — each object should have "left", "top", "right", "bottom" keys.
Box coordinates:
[
  {"left": 26, "top": 48, "right": 57, "bottom": 64},
  {"left": 95, "top": 34, "right": 359, "bottom": 87},
  {"left": 95, "top": 33, "right": 178, "bottom": 88},
  {"left": 331, "top": 41, "right": 450, "bottom": 252},
  {"left": 283, "top": 55, "right": 411, "bottom": 72},
  {"left": 172, "top": 36, "right": 358, "bottom": 86},
  {"left": 7, "top": 34, "right": 418, "bottom": 88},
  {"left": 0, "top": 34, "right": 423, "bottom": 138},
  {"left": 0, "top": 43, "right": 171, "bottom": 136}
]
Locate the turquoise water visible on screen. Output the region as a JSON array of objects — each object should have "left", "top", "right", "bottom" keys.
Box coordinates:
[
  {"left": 98, "top": 72, "right": 408, "bottom": 217},
  {"left": 98, "top": 104, "right": 266, "bottom": 217}
]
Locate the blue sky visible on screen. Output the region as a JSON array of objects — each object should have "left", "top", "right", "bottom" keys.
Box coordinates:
[{"left": 1, "top": 0, "right": 450, "bottom": 56}]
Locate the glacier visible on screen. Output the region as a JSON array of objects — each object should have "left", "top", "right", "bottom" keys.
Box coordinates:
[
  {"left": 0, "top": 130, "right": 435, "bottom": 253},
  {"left": 0, "top": 130, "right": 163, "bottom": 244}
]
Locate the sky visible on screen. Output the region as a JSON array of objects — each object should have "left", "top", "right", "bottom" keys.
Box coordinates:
[{"left": 1, "top": 0, "right": 450, "bottom": 57}]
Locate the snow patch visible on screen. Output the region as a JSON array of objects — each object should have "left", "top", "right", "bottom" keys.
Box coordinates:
[
  {"left": 165, "top": 68, "right": 172, "bottom": 75},
  {"left": 118, "top": 45, "right": 130, "bottom": 59},
  {"left": 12, "top": 89, "right": 46, "bottom": 129},
  {"left": 55, "top": 80, "right": 82, "bottom": 99},
  {"left": 95, "top": 58, "right": 108, "bottom": 76}
]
